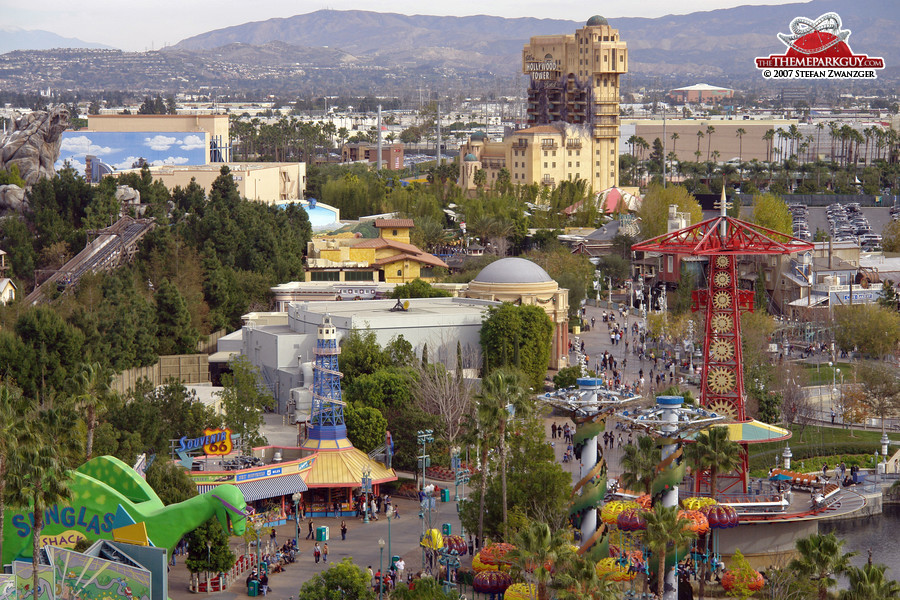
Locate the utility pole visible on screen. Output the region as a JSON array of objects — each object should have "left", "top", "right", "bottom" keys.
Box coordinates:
[
  {"left": 662, "top": 105, "right": 667, "bottom": 188},
  {"left": 436, "top": 101, "right": 442, "bottom": 166},
  {"left": 377, "top": 104, "right": 383, "bottom": 171}
]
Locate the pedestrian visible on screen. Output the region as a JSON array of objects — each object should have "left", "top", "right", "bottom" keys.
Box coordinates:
[
  {"left": 831, "top": 409, "right": 836, "bottom": 424},
  {"left": 396, "top": 558, "right": 405, "bottom": 581},
  {"left": 259, "top": 572, "right": 269, "bottom": 596},
  {"left": 270, "top": 528, "right": 277, "bottom": 545},
  {"left": 306, "top": 520, "right": 314, "bottom": 540},
  {"left": 323, "top": 543, "right": 328, "bottom": 562},
  {"left": 367, "top": 566, "right": 374, "bottom": 587},
  {"left": 822, "top": 463, "right": 829, "bottom": 479},
  {"left": 551, "top": 422, "right": 557, "bottom": 439},
  {"left": 393, "top": 506, "right": 399, "bottom": 519},
  {"left": 314, "top": 542, "right": 321, "bottom": 563},
  {"left": 341, "top": 520, "right": 347, "bottom": 540}
]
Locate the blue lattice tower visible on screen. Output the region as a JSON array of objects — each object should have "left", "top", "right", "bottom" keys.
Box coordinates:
[{"left": 303, "top": 314, "right": 350, "bottom": 450}]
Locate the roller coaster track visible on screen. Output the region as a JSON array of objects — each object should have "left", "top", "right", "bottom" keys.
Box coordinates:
[{"left": 25, "top": 216, "right": 155, "bottom": 305}]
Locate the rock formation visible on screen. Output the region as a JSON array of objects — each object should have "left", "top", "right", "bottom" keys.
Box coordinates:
[
  {"left": 0, "top": 105, "right": 69, "bottom": 187},
  {"left": 0, "top": 184, "right": 26, "bottom": 213}
]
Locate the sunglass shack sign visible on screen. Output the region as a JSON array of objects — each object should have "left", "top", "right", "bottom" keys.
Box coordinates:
[{"left": 756, "top": 12, "right": 884, "bottom": 80}]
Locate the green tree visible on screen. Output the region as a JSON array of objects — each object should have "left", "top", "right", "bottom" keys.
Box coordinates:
[
  {"left": 789, "top": 532, "right": 856, "bottom": 600},
  {"left": 619, "top": 435, "right": 661, "bottom": 495},
  {"left": 146, "top": 460, "right": 199, "bottom": 505},
  {"left": 693, "top": 426, "right": 742, "bottom": 498},
  {"left": 345, "top": 403, "right": 387, "bottom": 452},
  {"left": 339, "top": 329, "right": 390, "bottom": 385},
  {"left": 883, "top": 221, "right": 900, "bottom": 253},
  {"left": 553, "top": 366, "right": 583, "bottom": 390},
  {"left": 390, "top": 279, "right": 451, "bottom": 299},
  {"left": 184, "top": 518, "right": 235, "bottom": 583},
  {"left": 155, "top": 278, "right": 199, "bottom": 355},
  {"left": 878, "top": 281, "right": 899, "bottom": 311},
  {"left": 526, "top": 247, "right": 596, "bottom": 317},
  {"left": 839, "top": 562, "right": 900, "bottom": 600},
  {"left": 297, "top": 557, "right": 375, "bottom": 600},
  {"left": 507, "top": 522, "right": 574, "bottom": 600},
  {"left": 343, "top": 367, "right": 412, "bottom": 413},
  {"left": 749, "top": 193, "right": 792, "bottom": 238},
  {"left": 0, "top": 382, "right": 25, "bottom": 565},
  {"left": 643, "top": 504, "right": 697, "bottom": 600},
  {"left": 390, "top": 577, "right": 456, "bottom": 599},
  {"left": 218, "top": 355, "right": 273, "bottom": 452},
  {"left": 553, "top": 553, "right": 619, "bottom": 600},
  {"left": 72, "top": 362, "right": 114, "bottom": 460},
  {"left": 725, "top": 549, "right": 761, "bottom": 600},
  {"left": 481, "top": 303, "right": 553, "bottom": 390},
  {"left": 835, "top": 304, "right": 900, "bottom": 358},
  {"left": 856, "top": 361, "right": 900, "bottom": 437},
  {"left": 477, "top": 367, "right": 533, "bottom": 539},
  {"left": 637, "top": 184, "right": 702, "bottom": 239}
]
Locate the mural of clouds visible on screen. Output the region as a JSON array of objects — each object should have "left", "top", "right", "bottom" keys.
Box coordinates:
[
  {"left": 180, "top": 134, "right": 206, "bottom": 151},
  {"left": 150, "top": 156, "right": 190, "bottom": 166},
  {"left": 55, "top": 157, "right": 86, "bottom": 173},
  {"left": 60, "top": 135, "right": 116, "bottom": 156},
  {"left": 144, "top": 135, "right": 178, "bottom": 151},
  {"left": 113, "top": 156, "right": 144, "bottom": 170}
]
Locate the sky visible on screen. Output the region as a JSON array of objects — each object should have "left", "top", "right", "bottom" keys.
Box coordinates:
[{"left": 3, "top": 0, "right": 800, "bottom": 51}]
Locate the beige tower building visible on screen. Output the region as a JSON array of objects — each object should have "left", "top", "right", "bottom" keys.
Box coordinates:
[{"left": 522, "top": 15, "right": 628, "bottom": 191}]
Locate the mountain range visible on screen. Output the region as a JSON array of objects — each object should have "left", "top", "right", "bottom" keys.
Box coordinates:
[
  {"left": 169, "top": 0, "right": 898, "bottom": 77},
  {"left": 0, "top": 28, "right": 111, "bottom": 54}
]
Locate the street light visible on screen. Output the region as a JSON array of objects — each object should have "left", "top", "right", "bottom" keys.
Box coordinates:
[
  {"left": 387, "top": 508, "right": 392, "bottom": 567},
  {"left": 362, "top": 466, "right": 372, "bottom": 524},
  {"left": 292, "top": 491, "right": 303, "bottom": 546},
  {"left": 378, "top": 539, "right": 386, "bottom": 600},
  {"left": 417, "top": 430, "right": 434, "bottom": 492}
]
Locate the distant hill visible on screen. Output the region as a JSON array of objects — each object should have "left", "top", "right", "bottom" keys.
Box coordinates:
[
  {"left": 172, "top": 1, "right": 898, "bottom": 76},
  {"left": 0, "top": 28, "right": 113, "bottom": 54}
]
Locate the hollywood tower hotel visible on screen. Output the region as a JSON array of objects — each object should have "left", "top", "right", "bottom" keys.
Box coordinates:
[{"left": 522, "top": 16, "right": 628, "bottom": 191}]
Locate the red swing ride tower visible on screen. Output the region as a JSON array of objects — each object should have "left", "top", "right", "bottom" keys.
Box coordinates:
[{"left": 632, "top": 192, "right": 812, "bottom": 493}]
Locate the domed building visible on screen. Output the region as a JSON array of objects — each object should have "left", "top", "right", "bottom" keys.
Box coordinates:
[{"left": 464, "top": 257, "right": 569, "bottom": 369}]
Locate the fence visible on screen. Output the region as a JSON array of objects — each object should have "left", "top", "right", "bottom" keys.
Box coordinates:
[
  {"left": 197, "top": 329, "right": 227, "bottom": 354},
  {"left": 112, "top": 354, "right": 210, "bottom": 395}
]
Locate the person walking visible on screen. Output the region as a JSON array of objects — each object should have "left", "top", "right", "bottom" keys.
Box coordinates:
[
  {"left": 341, "top": 520, "right": 347, "bottom": 541},
  {"left": 323, "top": 543, "right": 329, "bottom": 563},
  {"left": 367, "top": 566, "right": 374, "bottom": 588},
  {"left": 306, "top": 520, "right": 315, "bottom": 540},
  {"left": 259, "top": 572, "right": 269, "bottom": 596},
  {"left": 396, "top": 558, "right": 405, "bottom": 582},
  {"left": 313, "top": 542, "right": 321, "bottom": 563}
]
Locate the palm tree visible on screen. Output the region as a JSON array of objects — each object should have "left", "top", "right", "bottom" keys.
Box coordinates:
[
  {"left": 735, "top": 128, "right": 746, "bottom": 164},
  {"left": 477, "top": 367, "right": 532, "bottom": 540},
  {"left": 0, "top": 382, "right": 25, "bottom": 566},
  {"left": 553, "top": 553, "right": 619, "bottom": 600},
  {"left": 705, "top": 125, "right": 716, "bottom": 161},
  {"left": 507, "top": 521, "right": 572, "bottom": 600},
  {"left": 73, "top": 362, "right": 113, "bottom": 460},
  {"left": 643, "top": 504, "right": 697, "bottom": 600},
  {"left": 763, "top": 129, "right": 775, "bottom": 162},
  {"left": 10, "top": 405, "right": 80, "bottom": 600},
  {"left": 840, "top": 562, "right": 900, "bottom": 600},
  {"left": 693, "top": 426, "right": 742, "bottom": 498},
  {"left": 696, "top": 130, "right": 704, "bottom": 157},
  {"left": 789, "top": 532, "right": 856, "bottom": 600},
  {"left": 619, "top": 435, "right": 661, "bottom": 495},
  {"left": 670, "top": 132, "right": 679, "bottom": 158}
]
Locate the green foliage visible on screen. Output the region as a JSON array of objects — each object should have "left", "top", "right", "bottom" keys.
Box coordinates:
[
  {"left": 343, "top": 367, "right": 413, "bottom": 413},
  {"left": 553, "top": 366, "right": 583, "bottom": 390},
  {"left": 725, "top": 549, "right": 760, "bottom": 600},
  {"left": 218, "top": 355, "right": 272, "bottom": 451},
  {"left": 619, "top": 435, "right": 661, "bottom": 495},
  {"left": 525, "top": 247, "right": 595, "bottom": 317},
  {"left": 390, "top": 279, "right": 451, "bottom": 299},
  {"left": 481, "top": 303, "right": 553, "bottom": 390},
  {"left": 297, "top": 557, "right": 375, "bottom": 600},
  {"left": 460, "top": 417, "right": 571, "bottom": 539},
  {"left": 594, "top": 254, "right": 630, "bottom": 286},
  {"left": 788, "top": 533, "right": 855, "bottom": 600},
  {"left": 146, "top": 460, "right": 199, "bottom": 505},
  {"left": 835, "top": 304, "right": 900, "bottom": 358},
  {"left": 643, "top": 504, "right": 697, "bottom": 599},
  {"left": 672, "top": 268, "right": 696, "bottom": 315},
  {"left": 155, "top": 278, "right": 199, "bottom": 355},
  {"left": 878, "top": 281, "right": 899, "bottom": 311},
  {"left": 749, "top": 192, "right": 792, "bottom": 238},
  {"left": 344, "top": 404, "right": 387, "bottom": 453},
  {"left": 637, "top": 184, "right": 702, "bottom": 239},
  {"left": 184, "top": 518, "right": 235, "bottom": 575},
  {"left": 883, "top": 221, "right": 900, "bottom": 253},
  {"left": 693, "top": 426, "right": 743, "bottom": 498},
  {"left": 0, "top": 164, "right": 26, "bottom": 187},
  {"left": 339, "top": 329, "right": 390, "bottom": 385},
  {"left": 389, "top": 577, "right": 456, "bottom": 600},
  {"left": 840, "top": 562, "right": 900, "bottom": 600}
]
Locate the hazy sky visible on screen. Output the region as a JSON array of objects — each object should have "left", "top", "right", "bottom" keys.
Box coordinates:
[{"left": 4, "top": 0, "right": 799, "bottom": 51}]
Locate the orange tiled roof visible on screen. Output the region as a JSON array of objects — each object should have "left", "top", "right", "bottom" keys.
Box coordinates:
[
  {"left": 373, "top": 218, "right": 415, "bottom": 229},
  {"left": 374, "top": 253, "right": 448, "bottom": 268}
]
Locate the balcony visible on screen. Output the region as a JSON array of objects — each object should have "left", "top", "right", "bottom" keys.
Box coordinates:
[
  {"left": 512, "top": 139, "right": 528, "bottom": 149},
  {"left": 541, "top": 176, "right": 555, "bottom": 186},
  {"left": 541, "top": 140, "right": 558, "bottom": 149},
  {"left": 593, "top": 125, "right": 618, "bottom": 137},
  {"left": 566, "top": 140, "right": 583, "bottom": 149}
]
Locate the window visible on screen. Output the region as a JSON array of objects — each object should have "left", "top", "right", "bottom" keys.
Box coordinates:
[
  {"left": 596, "top": 160, "right": 600, "bottom": 166},
  {"left": 310, "top": 271, "right": 340, "bottom": 282},
  {"left": 568, "top": 150, "right": 572, "bottom": 156},
  {"left": 397, "top": 270, "right": 402, "bottom": 276},
  {"left": 552, "top": 150, "right": 556, "bottom": 157},
  {"left": 552, "top": 162, "right": 556, "bottom": 168},
  {"left": 544, "top": 151, "right": 548, "bottom": 157},
  {"left": 667, "top": 256, "right": 674, "bottom": 272},
  {"left": 544, "top": 162, "right": 548, "bottom": 168},
  {"left": 568, "top": 162, "right": 572, "bottom": 168},
  {"left": 610, "top": 160, "right": 615, "bottom": 166},
  {"left": 345, "top": 271, "right": 374, "bottom": 281},
  {"left": 420, "top": 267, "right": 436, "bottom": 278},
  {"left": 392, "top": 229, "right": 398, "bottom": 236},
  {"left": 576, "top": 162, "right": 580, "bottom": 167}
]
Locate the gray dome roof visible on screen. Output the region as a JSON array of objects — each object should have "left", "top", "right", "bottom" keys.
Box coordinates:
[
  {"left": 587, "top": 15, "right": 608, "bottom": 26},
  {"left": 471, "top": 131, "right": 487, "bottom": 141},
  {"left": 464, "top": 153, "right": 478, "bottom": 162},
  {"left": 472, "top": 258, "right": 553, "bottom": 284}
]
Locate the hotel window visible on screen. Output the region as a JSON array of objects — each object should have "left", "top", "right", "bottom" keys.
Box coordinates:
[
  {"left": 610, "top": 160, "right": 615, "bottom": 166},
  {"left": 596, "top": 172, "right": 600, "bottom": 178},
  {"left": 552, "top": 162, "right": 556, "bottom": 168},
  {"left": 397, "top": 270, "right": 402, "bottom": 276},
  {"left": 552, "top": 150, "right": 556, "bottom": 156},
  {"left": 544, "top": 162, "right": 548, "bottom": 168},
  {"left": 596, "top": 161, "right": 600, "bottom": 166},
  {"left": 568, "top": 162, "right": 572, "bottom": 168},
  {"left": 310, "top": 271, "right": 340, "bottom": 282},
  {"left": 568, "top": 150, "right": 571, "bottom": 156},
  {"left": 576, "top": 162, "right": 580, "bottom": 167}
]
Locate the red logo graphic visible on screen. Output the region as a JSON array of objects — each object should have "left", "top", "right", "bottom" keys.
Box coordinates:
[{"left": 755, "top": 12, "right": 884, "bottom": 79}]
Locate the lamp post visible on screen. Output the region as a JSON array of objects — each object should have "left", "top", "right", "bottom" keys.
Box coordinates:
[
  {"left": 362, "top": 466, "right": 372, "bottom": 524},
  {"left": 292, "top": 492, "right": 303, "bottom": 546},
  {"left": 387, "top": 509, "right": 392, "bottom": 566},
  {"left": 417, "top": 430, "right": 434, "bottom": 492},
  {"left": 206, "top": 539, "right": 212, "bottom": 594},
  {"left": 378, "top": 539, "right": 386, "bottom": 600}
]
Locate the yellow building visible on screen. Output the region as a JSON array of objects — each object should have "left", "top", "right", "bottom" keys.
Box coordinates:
[
  {"left": 305, "top": 219, "right": 448, "bottom": 283},
  {"left": 521, "top": 15, "right": 628, "bottom": 191},
  {"left": 138, "top": 162, "right": 306, "bottom": 205},
  {"left": 87, "top": 114, "right": 230, "bottom": 163},
  {"left": 458, "top": 123, "right": 593, "bottom": 190}
]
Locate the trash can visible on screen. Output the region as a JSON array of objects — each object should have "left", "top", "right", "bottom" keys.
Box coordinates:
[
  {"left": 440, "top": 488, "right": 450, "bottom": 502},
  {"left": 248, "top": 580, "right": 258, "bottom": 597},
  {"left": 316, "top": 526, "right": 330, "bottom": 541},
  {"left": 260, "top": 562, "right": 268, "bottom": 575},
  {"left": 392, "top": 555, "right": 400, "bottom": 567},
  {"left": 441, "top": 523, "right": 452, "bottom": 536}
]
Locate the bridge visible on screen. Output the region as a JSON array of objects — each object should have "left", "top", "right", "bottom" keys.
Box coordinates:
[{"left": 25, "top": 216, "right": 155, "bottom": 305}]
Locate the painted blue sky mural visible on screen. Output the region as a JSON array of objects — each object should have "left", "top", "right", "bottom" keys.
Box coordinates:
[{"left": 56, "top": 131, "right": 209, "bottom": 173}]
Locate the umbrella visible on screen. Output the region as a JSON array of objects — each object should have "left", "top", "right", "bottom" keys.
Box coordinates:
[{"left": 769, "top": 473, "right": 792, "bottom": 481}]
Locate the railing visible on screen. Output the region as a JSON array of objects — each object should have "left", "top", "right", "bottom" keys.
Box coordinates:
[
  {"left": 541, "top": 141, "right": 558, "bottom": 149},
  {"left": 541, "top": 177, "right": 555, "bottom": 186}
]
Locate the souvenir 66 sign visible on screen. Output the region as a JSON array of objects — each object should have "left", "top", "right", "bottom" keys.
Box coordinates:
[{"left": 202, "top": 428, "right": 234, "bottom": 455}]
